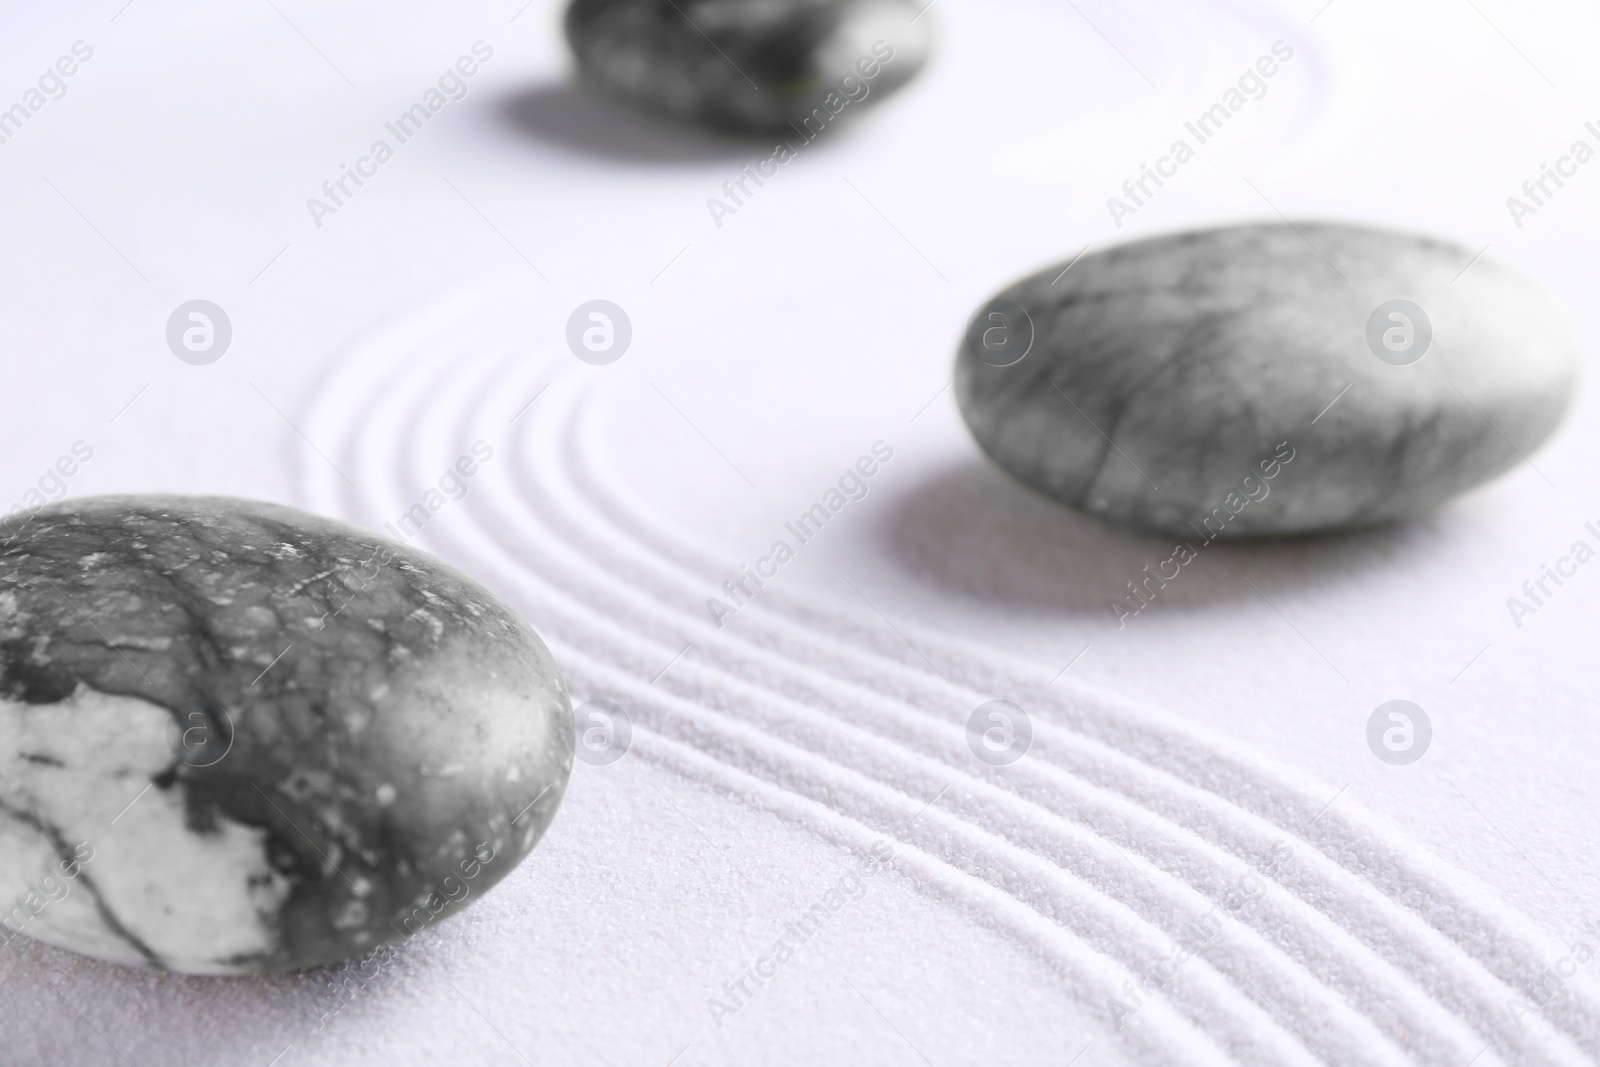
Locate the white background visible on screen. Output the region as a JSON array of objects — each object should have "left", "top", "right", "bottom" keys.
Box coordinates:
[{"left": 2, "top": 0, "right": 1599, "bottom": 1063}]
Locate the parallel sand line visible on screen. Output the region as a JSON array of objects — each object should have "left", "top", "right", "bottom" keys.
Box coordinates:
[
  {"left": 302, "top": 302, "right": 1574, "bottom": 1067},
  {"left": 598, "top": 719, "right": 1244, "bottom": 1066},
  {"left": 513, "top": 379, "right": 1583, "bottom": 1067},
  {"left": 300, "top": 337, "right": 1266, "bottom": 1065},
  {"left": 331, "top": 343, "right": 1356, "bottom": 1067},
  {"left": 462, "top": 442, "right": 1403, "bottom": 1063},
  {"left": 293, "top": 286, "right": 1591, "bottom": 1065},
  {"left": 387, "top": 352, "right": 1337, "bottom": 1064},
  {"left": 509, "top": 382, "right": 1514, "bottom": 1061},
  {"left": 558, "top": 388, "right": 1600, "bottom": 1059}
]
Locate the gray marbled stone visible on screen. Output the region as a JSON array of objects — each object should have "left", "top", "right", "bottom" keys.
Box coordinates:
[
  {"left": 0, "top": 495, "right": 572, "bottom": 975},
  {"left": 565, "top": 0, "right": 932, "bottom": 135},
  {"left": 955, "top": 222, "right": 1580, "bottom": 538}
]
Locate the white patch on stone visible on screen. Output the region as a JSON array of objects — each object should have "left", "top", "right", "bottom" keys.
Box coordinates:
[{"left": 0, "top": 685, "right": 289, "bottom": 973}]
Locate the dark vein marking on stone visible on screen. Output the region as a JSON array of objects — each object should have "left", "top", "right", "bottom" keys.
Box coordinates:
[
  {"left": 3, "top": 501, "right": 542, "bottom": 966},
  {"left": 1049, "top": 381, "right": 1160, "bottom": 492},
  {"left": 43, "top": 580, "right": 153, "bottom": 687},
  {"left": 251, "top": 783, "right": 361, "bottom": 893},
  {"left": 662, "top": 0, "right": 762, "bottom": 91},
  {"left": 0, "top": 797, "right": 164, "bottom": 966},
  {"left": 74, "top": 866, "right": 165, "bottom": 968},
  {"left": 1043, "top": 377, "right": 1115, "bottom": 506}
]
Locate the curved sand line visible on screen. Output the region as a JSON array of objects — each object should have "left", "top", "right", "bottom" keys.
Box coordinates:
[{"left": 290, "top": 283, "right": 1593, "bottom": 1065}]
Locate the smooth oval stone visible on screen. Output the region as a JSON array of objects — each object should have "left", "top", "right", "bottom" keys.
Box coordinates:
[
  {"left": 565, "top": 0, "right": 932, "bottom": 134},
  {"left": 955, "top": 222, "right": 1580, "bottom": 537},
  {"left": 0, "top": 495, "right": 572, "bottom": 974}
]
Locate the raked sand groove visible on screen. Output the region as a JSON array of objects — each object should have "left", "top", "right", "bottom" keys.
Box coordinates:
[
  {"left": 315, "top": 356, "right": 1308, "bottom": 1064},
  {"left": 291, "top": 283, "right": 1598, "bottom": 1066},
  {"left": 510, "top": 393, "right": 1475, "bottom": 1064},
  {"left": 296, "top": 298, "right": 1248, "bottom": 1064},
  {"left": 514, "top": 390, "right": 1590, "bottom": 1066},
  {"left": 559, "top": 403, "right": 1600, "bottom": 1062}
]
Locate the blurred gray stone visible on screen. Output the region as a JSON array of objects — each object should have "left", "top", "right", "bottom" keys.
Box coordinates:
[
  {"left": 565, "top": 0, "right": 932, "bottom": 135},
  {"left": 955, "top": 222, "right": 1579, "bottom": 537},
  {"left": 0, "top": 495, "right": 572, "bottom": 974}
]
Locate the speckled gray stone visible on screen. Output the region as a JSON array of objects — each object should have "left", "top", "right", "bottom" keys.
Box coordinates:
[
  {"left": 955, "top": 222, "right": 1580, "bottom": 537},
  {"left": 0, "top": 495, "right": 572, "bottom": 975},
  {"left": 565, "top": 0, "right": 932, "bottom": 135}
]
